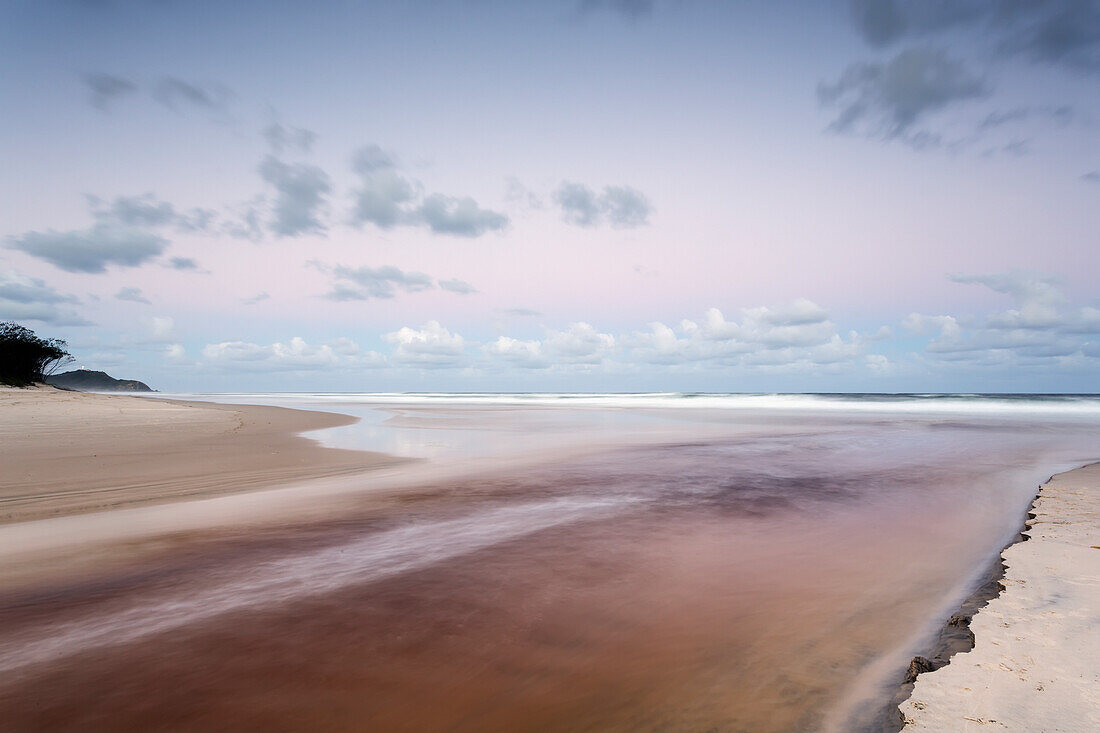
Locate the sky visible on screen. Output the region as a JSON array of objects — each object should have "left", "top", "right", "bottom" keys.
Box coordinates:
[{"left": 1, "top": 0, "right": 1099, "bottom": 393}]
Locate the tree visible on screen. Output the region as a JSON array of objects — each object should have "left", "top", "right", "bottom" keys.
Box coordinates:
[{"left": 0, "top": 322, "right": 73, "bottom": 387}]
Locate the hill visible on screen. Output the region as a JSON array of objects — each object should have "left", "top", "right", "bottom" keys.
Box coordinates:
[{"left": 46, "top": 370, "right": 154, "bottom": 393}]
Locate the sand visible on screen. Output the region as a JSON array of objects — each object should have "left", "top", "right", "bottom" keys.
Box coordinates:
[
  {"left": 899, "top": 463, "right": 1100, "bottom": 731},
  {"left": 0, "top": 386, "right": 400, "bottom": 524}
]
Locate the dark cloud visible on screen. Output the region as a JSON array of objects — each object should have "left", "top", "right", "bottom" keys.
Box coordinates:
[
  {"left": 83, "top": 73, "right": 137, "bottom": 111},
  {"left": 102, "top": 194, "right": 175, "bottom": 227},
  {"left": 263, "top": 123, "right": 317, "bottom": 155},
  {"left": 90, "top": 194, "right": 216, "bottom": 233},
  {"left": 818, "top": 47, "right": 989, "bottom": 146},
  {"left": 553, "top": 181, "right": 653, "bottom": 227},
  {"left": 168, "top": 256, "right": 201, "bottom": 271},
  {"left": 352, "top": 144, "right": 397, "bottom": 175},
  {"left": 0, "top": 270, "right": 91, "bottom": 326},
  {"left": 349, "top": 146, "right": 418, "bottom": 229},
  {"left": 258, "top": 155, "right": 331, "bottom": 237},
  {"left": 579, "top": 0, "right": 654, "bottom": 21},
  {"left": 115, "top": 286, "right": 151, "bottom": 304},
  {"left": 977, "top": 104, "right": 1075, "bottom": 131},
  {"left": 600, "top": 185, "right": 652, "bottom": 227},
  {"left": 153, "top": 78, "right": 232, "bottom": 114},
  {"left": 7, "top": 225, "right": 169, "bottom": 273},
  {"left": 349, "top": 144, "right": 508, "bottom": 237},
  {"left": 554, "top": 182, "right": 602, "bottom": 226},
  {"left": 999, "top": 1, "right": 1100, "bottom": 71},
  {"left": 324, "top": 264, "right": 434, "bottom": 300},
  {"left": 414, "top": 194, "right": 508, "bottom": 237},
  {"left": 848, "top": 1, "right": 985, "bottom": 48},
  {"left": 438, "top": 278, "right": 478, "bottom": 295},
  {"left": 847, "top": 1, "right": 1100, "bottom": 72}
]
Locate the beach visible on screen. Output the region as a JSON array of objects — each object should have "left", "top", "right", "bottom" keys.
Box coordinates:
[
  {"left": 899, "top": 463, "right": 1100, "bottom": 731},
  {"left": 1, "top": 389, "right": 1098, "bottom": 731},
  {"left": 0, "top": 386, "right": 401, "bottom": 524}
]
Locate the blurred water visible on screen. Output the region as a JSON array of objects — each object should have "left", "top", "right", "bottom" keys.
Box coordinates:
[{"left": 2, "top": 395, "right": 1098, "bottom": 731}]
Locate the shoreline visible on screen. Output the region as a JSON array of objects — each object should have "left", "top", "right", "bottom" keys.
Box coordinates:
[
  {"left": 896, "top": 462, "right": 1100, "bottom": 729},
  {"left": 0, "top": 386, "right": 405, "bottom": 525},
  {"left": 876, "top": 486, "right": 1042, "bottom": 731}
]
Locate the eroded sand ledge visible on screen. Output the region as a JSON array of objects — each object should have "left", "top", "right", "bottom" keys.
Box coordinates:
[{"left": 898, "top": 463, "right": 1100, "bottom": 730}]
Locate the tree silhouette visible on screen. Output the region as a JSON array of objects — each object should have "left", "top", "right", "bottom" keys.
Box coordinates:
[{"left": 0, "top": 322, "right": 73, "bottom": 386}]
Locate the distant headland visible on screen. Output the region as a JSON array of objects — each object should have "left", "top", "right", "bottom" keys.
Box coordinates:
[{"left": 47, "top": 369, "right": 154, "bottom": 393}]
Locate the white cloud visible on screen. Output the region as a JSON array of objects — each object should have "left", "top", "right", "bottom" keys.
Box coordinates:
[
  {"left": 383, "top": 321, "right": 466, "bottom": 368},
  {"left": 202, "top": 336, "right": 384, "bottom": 371},
  {"left": 486, "top": 336, "right": 547, "bottom": 368},
  {"left": 902, "top": 273, "right": 1100, "bottom": 365},
  {"left": 148, "top": 316, "right": 175, "bottom": 340}
]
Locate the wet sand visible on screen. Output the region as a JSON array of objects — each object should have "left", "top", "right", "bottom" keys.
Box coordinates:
[{"left": 1, "top": 390, "right": 1098, "bottom": 731}]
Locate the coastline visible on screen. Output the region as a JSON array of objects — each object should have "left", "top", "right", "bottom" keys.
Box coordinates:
[
  {"left": 897, "top": 463, "right": 1100, "bottom": 730},
  {"left": 0, "top": 386, "right": 404, "bottom": 524},
  {"left": 876, "top": 492, "right": 1038, "bottom": 731}
]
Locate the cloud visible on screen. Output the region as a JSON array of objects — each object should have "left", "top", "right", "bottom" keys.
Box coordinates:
[
  {"left": 83, "top": 73, "right": 137, "bottom": 111},
  {"left": 241, "top": 292, "right": 270, "bottom": 306},
  {"left": 544, "top": 322, "right": 616, "bottom": 363},
  {"left": 147, "top": 316, "right": 174, "bottom": 341},
  {"left": 349, "top": 144, "right": 508, "bottom": 237},
  {"left": 203, "top": 336, "right": 383, "bottom": 371},
  {"left": 621, "top": 301, "right": 866, "bottom": 369},
  {"left": 414, "top": 194, "right": 509, "bottom": 237},
  {"left": 7, "top": 225, "right": 169, "bottom": 273},
  {"left": 153, "top": 77, "right": 232, "bottom": 114},
  {"left": 847, "top": 1, "right": 985, "bottom": 48},
  {"left": 846, "top": 1, "right": 1100, "bottom": 72},
  {"left": 486, "top": 336, "right": 549, "bottom": 368},
  {"left": 382, "top": 321, "right": 466, "bottom": 367},
  {"left": 818, "top": 47, "right": 989, "bottom": 146},
  {"left": 1004, "top": 1, "right": 1100, "bottom": 71},
  {"left": 115, "top": 287, "right": 151, "bottom": 305},
  {"left": 553, "top": 181, "right": 653, "bottom": 227},
  {"left": 553, "top": 182, "right": 602, "bottom": 226},
  {"left": 504, "top": 177, "right": 543, "bottom": 210},
  {"left": 950, "top": 272, "right": 1066, "bottom": 329},
  {"left": 0, "top": 270, "right": 91, "bottom": 325},
  {"left": 90, "top": 194, "right": 215, "bottom": 233},
  {"left": 323, "top": 264, "right": 434, "bottom": 300},
  {"left": 578, "top": 0, "right": 654, "bottom": 21},
  {"left": 501, "top": 307, "right": 542, "bottom": 317},
  {"left": 1083, "top": 171, "right": 1100, "bottom": 183},
  {"left": 479, "top": 301, "right": 873, "bottom": 373},
  {"left": 484, "top": 323, "right": 615, "bottom": 369},
  {"left": 902, "top": 272, "right": 1099, "bottom": 363},
  {"left": 168, "top": 256, "right": 202, "bottom": 271},
  {"left": 439, "top": 278, "right": 478, "bottom": 295},
  {"left": 263, "top": 123, "right": 316, "bottom": 155},
  {"left": 258, "top": 155, "right": 331, "bottom": 237}
]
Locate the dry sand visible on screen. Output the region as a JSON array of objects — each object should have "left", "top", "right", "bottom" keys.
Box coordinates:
[
  {"left": 0, "top": 386, "right": 400, "bottom": 524},
  {"left": 899, "top": 463, "right": 1100, "bottom": 731}
]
